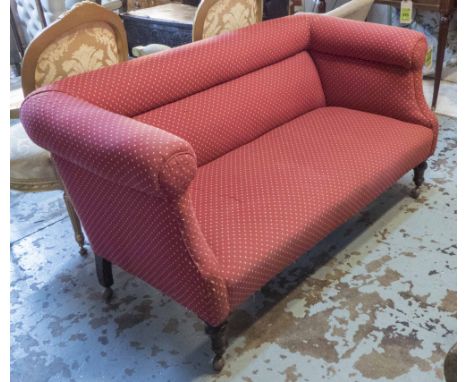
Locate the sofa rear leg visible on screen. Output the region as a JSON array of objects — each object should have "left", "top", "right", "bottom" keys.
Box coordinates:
[
  {"left": 95, "top": 255, "right": 114, "bottom": 302},
  {"left": 205, "top": 321, "right": 228, "bottom": 372},
  {"left": 411, "top": 161, "right": 428, "bottom": 199}
]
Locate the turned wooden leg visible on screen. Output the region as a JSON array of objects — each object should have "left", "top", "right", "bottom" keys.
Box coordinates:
[
  {"left": 432, "top": 13, "right": 450, "bottom": 110},
  {"left": 205, "top": 321, "right": 228, "bottom": 372},
  {"left": 411, "top": 161, "right": 428, "bottom": 199},
  {"left": 95, "top": 255, "right": 114, "bottom": 302},
  {"left": 63, "top": 191, "right": 87, "bottom": 256}
]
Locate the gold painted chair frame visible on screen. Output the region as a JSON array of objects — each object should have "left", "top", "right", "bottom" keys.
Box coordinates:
[
  {"left": 192, "top": 0, "right": 263, "bottom": 41},
  {"left": 13, "top": 1, "right": 128, "bottom": 255}
]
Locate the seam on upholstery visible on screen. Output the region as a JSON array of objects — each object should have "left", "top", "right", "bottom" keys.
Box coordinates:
[
  {"left": 52, "top": 153, "right": 170, "bottom": 200},
  {"left": 178, "top": 226, "right": 229, "bottom": 310},
  {"left": 411, "top": 69, "right": 435, "bottom": 129},
  {"left": 23, "top": 90, "right": 197, "bottom": 197},
  {"left": 171, "top": 202, "right": 229, "bottom": 323},
  {"left": 410, "top": 36, "right": 427, "bottom": 70},
  {"left": 311, "top": 49, "right": 437, "bottom": 131},
  {"left": 409, "top": 37, "right": 437, "bottom": 133},
  {"left": 309, "top": 48, "right": 414, "bottom": 71},
  {"left": 131, "top": 51, "right": 310, "bottom": 119},
  {"left": 157, "top": 150, "right": 197, "bottom": 191}
]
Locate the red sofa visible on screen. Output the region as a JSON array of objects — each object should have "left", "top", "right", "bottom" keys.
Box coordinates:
[{"left": 21, "top": 14, "right": 438, "bottom": 371}]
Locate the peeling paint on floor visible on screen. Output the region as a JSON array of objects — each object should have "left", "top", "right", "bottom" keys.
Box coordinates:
[{"left": 11, "top": 116, "right": 456, "bottom": 381}]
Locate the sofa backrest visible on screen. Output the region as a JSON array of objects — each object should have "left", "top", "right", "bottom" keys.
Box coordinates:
[{"left": 42, "top": 15, "right": 326, "bottom": 165}]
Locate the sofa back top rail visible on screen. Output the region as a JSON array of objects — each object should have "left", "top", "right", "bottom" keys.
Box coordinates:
[{"left": 23, "top": 15, "right": 429, "bottom": 119}]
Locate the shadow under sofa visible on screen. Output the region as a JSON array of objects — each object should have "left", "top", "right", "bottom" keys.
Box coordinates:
[{"left": 20, "top": 14, "right": 438, "bottom": 372}]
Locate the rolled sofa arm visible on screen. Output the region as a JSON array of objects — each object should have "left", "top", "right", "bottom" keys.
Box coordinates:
[
  {"left": 20, "top": 89, "right": 197, "bottom": 197},
  {"left": 306, "top": 14, "right": 438, "bottom": 151}
]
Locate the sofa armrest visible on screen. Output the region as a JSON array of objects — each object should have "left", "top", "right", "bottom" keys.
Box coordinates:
[
  {"left": 308, "top": 13, "right": 425, "bottom": 70},
  {"left": 20, "top": 89, "right": 197, "bottom": 197},
  {"left": 306, "top": 14, "right": 438, "bottom": 151}
]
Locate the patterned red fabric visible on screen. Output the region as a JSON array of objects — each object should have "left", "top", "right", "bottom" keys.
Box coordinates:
[
  {"left": 39, "top": 15, "right": 313, "bottom": 117},
  {"left": 190, "top": 107, "right": 434, "bottom": 307},
  {"left": 20, "top": 91, "right": 197, "bottom": 197},
  {"left": 20, "top": 14, "right": 438, "bottom": 326},
  {"left": 306, "top": 15, "right": 438, "bottom": 153},
  {"left": 53, "top": 156, "right": 230, "bottom": 325},
  {"left": 135, "top": 52, "right": 325, "bottom": 165}
]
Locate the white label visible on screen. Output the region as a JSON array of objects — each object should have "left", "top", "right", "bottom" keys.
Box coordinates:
[{"left": 400, "top": 0, "right": 413, "bottom": 24}]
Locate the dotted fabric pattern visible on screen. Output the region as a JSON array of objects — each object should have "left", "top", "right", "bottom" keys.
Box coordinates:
[
  {"left": 306, "top": 15, "right": 438, "bottom": 153},
  {"left": 20, "top": 91, "right": 198, "bottom": 197},
  {"left": 190, "top": 107, "right": 434, "bottom": 307},
  {"left": 39, "top": 15, "right": 313, "bottom": 117},
  {"left": 21, "top": 15, "right": 438, "bottom": 326},
  {"left": 135, "top": 51, "right": 325, "bottom": 165},
  {"left": 53, "top": 156, "right": 230, "bottom": 325}
]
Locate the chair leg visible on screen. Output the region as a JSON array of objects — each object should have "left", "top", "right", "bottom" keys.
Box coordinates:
[
  {"left": 205, "top": 321, "right": 228, "bottom": 372},
  {"left": 63, "top": 191, "right": 87, "bottom": 256},
  {"left": 95, "top": 255, "right": 114, "bottom": 302},
  {"left": 410, "top": 161, "right": 428, "bottom": 199}
]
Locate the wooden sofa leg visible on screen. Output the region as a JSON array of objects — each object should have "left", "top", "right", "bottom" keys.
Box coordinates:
[
  {"left": 95, "top": 255, "right": 114, "bottom": 302},
  {"left": 63, "top": 191, "right": 87, "bottom": 256},
  {"left": 411, "top": 161, "right": 428, "bottom": 199},
  {"left": 205, "top": 321, "right": 228, "bottom": 372}
]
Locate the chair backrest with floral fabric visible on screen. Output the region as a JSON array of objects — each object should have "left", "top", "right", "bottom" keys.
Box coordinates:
[
  {"left": 21, "top": 1, "right": 128, "bottom": 96},
  {"left": 192, "top": 0, "right": 263, "bottom": 41}
]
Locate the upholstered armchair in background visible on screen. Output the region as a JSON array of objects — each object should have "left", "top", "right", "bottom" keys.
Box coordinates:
[
  {"left": 11, "top": 1, "right": 128, "bottom": 255},
  {"left": 325, "top": 0, "right": 373, "bottom": 21},
  {"left": 293, "top": 0, "right": 373, "bottom": 21},
  {"left": 124, "top": 0, "right": 263, "bottom": 55},
  {"left": 11, "top": 0, "right": 122, "bottom": 52}
]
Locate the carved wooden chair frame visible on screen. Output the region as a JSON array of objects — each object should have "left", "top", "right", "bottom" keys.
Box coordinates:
[
  {"left": 21, "top": 1, "right": 128, "bottom": 96},
  {"left": 192, "top": 0, "right": 263, "bottom": 41},
  {"left": 16, "top": 1, "right": 129, "bottom": 256}
]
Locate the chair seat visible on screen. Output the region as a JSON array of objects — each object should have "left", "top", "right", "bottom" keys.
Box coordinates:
[
  {"left": 128, "top": 3, "right": 197, "bottom": 24},
  {"left": 10, "top": 120, "right": 60, "bottom": 191},
  {"left": 189, "top": 107, "right": 434, "bottom": 308}
]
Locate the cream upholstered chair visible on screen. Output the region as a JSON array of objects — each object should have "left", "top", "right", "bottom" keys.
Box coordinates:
[
  {"left": 192, "top": 0, "right": 263, "bottom": 41},
  {"left": 294, "top": 0, "right": 373, "bottom": 21},
  {"left": 325, "top": 0, "right": 373, "bottom": 21},
  {"left": 130, "top": 0, "right": 263, "bottom": 57},
  {"left": 12, "top": 1, "right": 128, "bottom": 255}
]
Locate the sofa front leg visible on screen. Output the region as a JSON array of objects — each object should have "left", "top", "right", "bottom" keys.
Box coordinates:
[
  {"left": 95, "top": 255, "right": 114, "bottom": 302},
  {"left": 411, "top": 161, "right": 428, "bottom": 199},
  {"left": 205, "top": 321, "right": 228, "bottom": 372}
]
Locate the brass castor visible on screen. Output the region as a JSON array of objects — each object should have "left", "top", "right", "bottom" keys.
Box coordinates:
[
  {"left": 205, "top": 321, "right": 228, "bottom": 372},
  {"left": 410, "top": 187, "right": 421, "bottom": 199},
  {"left": 411, "top": 161, "right": 428, "bottom": 199},
  {"left": 212, "top": 355, "right": 225, "bottom": 372},
  {"left": 103, "top": 287, "right": 113, "bottom": 302}
]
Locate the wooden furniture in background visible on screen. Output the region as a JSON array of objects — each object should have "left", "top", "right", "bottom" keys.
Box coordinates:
[
  {"left": 12, "top": 1, "right": 129, "bottom": 256},
  {"left": 371, "top": 0, "right": 456, "bottom": 110},
  {"left": 122, "top": 0, "right": 263, "bottom": 51}
]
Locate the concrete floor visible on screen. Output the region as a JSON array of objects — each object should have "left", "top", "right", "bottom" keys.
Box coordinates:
[{"left": 10, "top": 114, "right": 456, "bottom": 381}]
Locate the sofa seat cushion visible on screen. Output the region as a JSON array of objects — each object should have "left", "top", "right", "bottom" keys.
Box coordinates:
[{"left": 189, "top": 107, "right": 434, "bottom": 308}]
